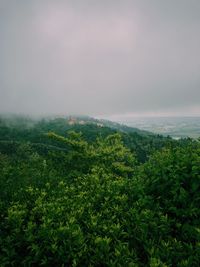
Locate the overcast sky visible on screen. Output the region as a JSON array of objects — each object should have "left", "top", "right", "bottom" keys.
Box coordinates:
[{"left": 0, "top": 0, "right": 200, "bottom": 117}]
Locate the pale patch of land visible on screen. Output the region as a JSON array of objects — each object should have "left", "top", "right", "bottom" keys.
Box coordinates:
[{"left": 117, "top": 117, "right": 200, "bottom": 139}]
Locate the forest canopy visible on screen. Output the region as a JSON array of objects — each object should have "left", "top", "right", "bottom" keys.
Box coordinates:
[{"left": 0, "top": 116, "right": 200, "bottom": 266}]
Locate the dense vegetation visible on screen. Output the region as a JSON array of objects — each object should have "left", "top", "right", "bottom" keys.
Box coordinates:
[{"left": 0, "top": 116, "right": 200, "bottom": 266}]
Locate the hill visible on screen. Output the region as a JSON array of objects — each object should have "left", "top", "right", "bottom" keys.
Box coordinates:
[
  {"left": 0, "top": 115, "right": 173, "bottom": 163},
  {"left": 0, "top": 115, "right": 200, "bottom": 266}
]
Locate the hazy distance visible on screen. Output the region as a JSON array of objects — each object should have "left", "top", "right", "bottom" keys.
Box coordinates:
[{"left": 0, "top": 0, "right": 200, "bottom": 117}]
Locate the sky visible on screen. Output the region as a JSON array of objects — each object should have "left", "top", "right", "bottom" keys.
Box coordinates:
[{"left": 0, "top": 0, "right": 200, "bottom": 118}]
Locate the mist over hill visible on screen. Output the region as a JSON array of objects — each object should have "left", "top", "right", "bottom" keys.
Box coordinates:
[{"left": 1, "top": 0, "right": 200, "bottom": 265}]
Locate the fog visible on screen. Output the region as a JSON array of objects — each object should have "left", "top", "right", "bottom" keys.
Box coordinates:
[{"left": 0, "top": 0, "right": 200, "bottom": 117}]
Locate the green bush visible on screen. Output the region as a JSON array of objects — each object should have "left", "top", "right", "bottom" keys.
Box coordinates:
[{"left": 0, "top": 130, "right": 200, "bottom": 266}]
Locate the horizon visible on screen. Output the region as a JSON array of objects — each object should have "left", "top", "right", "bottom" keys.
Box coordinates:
[
  {"left": 1, "top": 112, "right": 199, "bottom": 139},
  {"left": 0, "top": 112, "right": 200, "bottom": 120}
]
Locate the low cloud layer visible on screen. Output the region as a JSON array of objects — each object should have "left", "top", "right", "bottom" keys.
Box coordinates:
[{"left": 0, "top": 0, "right": 200, "bottom": 117}]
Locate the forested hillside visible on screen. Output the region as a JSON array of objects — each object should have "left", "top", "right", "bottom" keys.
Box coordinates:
[{"left": 0, "top": 116, "right": 200, "bottom": 266}]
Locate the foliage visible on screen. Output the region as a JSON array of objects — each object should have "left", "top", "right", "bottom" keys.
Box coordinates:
[{"left": 0, "top": 116, "right": 200, "bottom": 266}]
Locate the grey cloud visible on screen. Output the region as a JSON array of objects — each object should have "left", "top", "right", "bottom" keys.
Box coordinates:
[{"left": 0, "top": 0, "right": 200, "bottom": 116}]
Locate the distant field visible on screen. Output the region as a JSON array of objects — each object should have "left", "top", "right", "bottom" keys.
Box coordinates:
[{"left": 117, "top": 117, "right": 200, "bottom": 139}]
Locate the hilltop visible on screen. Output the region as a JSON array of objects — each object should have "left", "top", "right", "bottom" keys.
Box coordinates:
[{"left": 0, "top": 114, "right": 171, "bottom": 163}]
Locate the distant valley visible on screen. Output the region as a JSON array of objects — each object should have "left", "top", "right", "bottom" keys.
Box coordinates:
[{"left": 115, "top": 116, "right": 200, "bottom": 139}]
